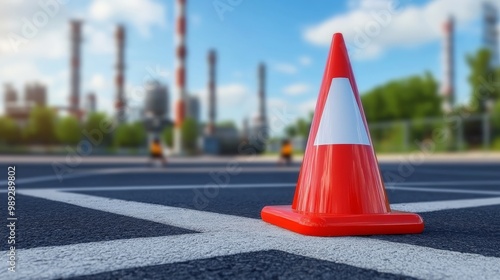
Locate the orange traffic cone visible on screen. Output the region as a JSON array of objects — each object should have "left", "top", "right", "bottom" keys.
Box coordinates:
[{"left": 261, "top": 33, "right": 424, "bottom": 236}]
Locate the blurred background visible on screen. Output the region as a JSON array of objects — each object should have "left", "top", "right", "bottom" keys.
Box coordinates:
[{"left": 0, "top": 0, "right": 500, "bottom": 156}]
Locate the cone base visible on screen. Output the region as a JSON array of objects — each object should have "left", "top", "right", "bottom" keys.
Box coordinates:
[{"left": 261, "top": 205, "right": 424, "bottom": 237}]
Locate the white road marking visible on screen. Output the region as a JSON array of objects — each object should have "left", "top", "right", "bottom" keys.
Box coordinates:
[
  {"left": 314, "top": 78, "right": 370, "bottom": 146},
  {"left": 391, "top": 196, "right": 500, "bottom": 212},
  {"left": 402, "top": 167, "right": 500, "bottom": 177},
  {"left": 6, "top": 183, "right": 296, "bottom": 193},
  {"left": 4, "top": 180, "right": 500, "bottom": 195},
  {"left": 387, "top": 180, "right": 500, "bottom": 186},
  {"left": 17, "top": 189, "right": 262, "bottom": 233},
  {"left": 386, "top": 185, "right": 500, "bottom": 196},
  {"left": 5, "top": 190, "right": 500, "bottom": 279},
  {"left": 0, "top": 166, "right": 299, "bottom": 186}
]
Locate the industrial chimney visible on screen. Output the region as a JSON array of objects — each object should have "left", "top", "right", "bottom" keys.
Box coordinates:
[
  {"left": 69, "top": 20, "right": 82, "bottom": 120},
  {"left": 483, "top": 2, "right": 499, "bottom": 67},
  {"left": 173, "top": 0, "right": 188, "bottom": 154},
  {"left": 441, "top": 16, "right": 454, "bottom": 113},
  {"left": 207, "top": 49, "right": 217, "bottom": 136},
  {"left": 115, "top": 24, "right": 126, "bottom": 123},
  {"left": 258, "top": 63, "right": 268, "bottom": 137},
  {"left": 86, "top": 92, "right": 97, "bottom": 114}
]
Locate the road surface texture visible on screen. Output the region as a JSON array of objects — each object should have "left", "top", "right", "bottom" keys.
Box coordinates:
[{"left": 1, "top": 155, "right": 500, "bottom": 279}]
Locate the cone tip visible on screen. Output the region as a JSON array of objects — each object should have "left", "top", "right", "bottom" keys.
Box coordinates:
[{"left": 332, "top": 33, "right": 344, "bottom": 40}]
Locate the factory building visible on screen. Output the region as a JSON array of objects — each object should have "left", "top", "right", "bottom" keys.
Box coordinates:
[
  {"left": 86, "top": 92, "right": 97, "bottom": 114},
  {"left": 4, "top": 83, "right": 47, "bottom": 127},
  {"left": 143, "top": 80, "right": 171, "bottom": 133},
  {"left": 185, "top": 94, "right": 200, "bottom": 124}
]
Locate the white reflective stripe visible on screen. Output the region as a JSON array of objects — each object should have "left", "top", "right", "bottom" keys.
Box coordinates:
[{"left": 314, "top": 77, "right": 370, "bottom": 146}]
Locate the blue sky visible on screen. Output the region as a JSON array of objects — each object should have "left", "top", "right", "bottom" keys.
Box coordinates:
[{"left": 0, "top": 0, "right": 497, "bottom": 135}]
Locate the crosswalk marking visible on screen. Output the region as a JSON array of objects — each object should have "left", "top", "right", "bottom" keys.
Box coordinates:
[{"left": 6, "top": 189, "right": 500, "bottom": 279}]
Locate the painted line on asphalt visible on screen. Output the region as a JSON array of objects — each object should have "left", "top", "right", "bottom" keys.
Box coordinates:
[
  {"left": 387, "top": 180, "right": 500, "bottom": 187},
  {"left": 8, "top": 190, "right": 500, "bottom": 280},
  {"left": 5, "top": 180, "right": 500, "bottom": 195},
  {"left": 386, "top": 185, "right": 500, "bottom": 196},
  {"left": 391, "top": 196, "right": 500, "bottom": 212},
  {"left": 17, "top": 189, "right": 263, "bottom": 233},
  {"left": 0, "top": 166, "right": 299, "bottom": 186},
  {"left": 12, "top": 183, "right": 296, "bottom": 193},
  {"left": 409, "top": 167, "right": 500, "bottom": 177}
]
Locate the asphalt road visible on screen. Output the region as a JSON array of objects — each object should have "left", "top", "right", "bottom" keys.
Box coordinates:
[{"left": 1, "top": 156, "right": 500, "bottom": 279}]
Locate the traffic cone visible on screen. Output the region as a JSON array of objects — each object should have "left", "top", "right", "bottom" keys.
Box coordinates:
[{"left": 261, "top": 33, "right": 424, "bottom": 236}]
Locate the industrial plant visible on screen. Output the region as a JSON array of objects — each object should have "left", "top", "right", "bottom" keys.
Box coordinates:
[{"left": 2, "top": 0, "right": 499, "bottom": 155}]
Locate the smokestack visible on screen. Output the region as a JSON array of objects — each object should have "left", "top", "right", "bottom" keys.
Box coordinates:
[
  {"left": 242, "top": 117, "right": 249, "bottom": 139},
  {"left": 87, "top": 92, "right": 96, "bottom": 114},
  {"left": 258, "top": 63, "right": 267, "bottom": 137},
  {"left": 115, "top": 24, "right": 126, "bottom": 123},
  {"left": 441, "top": 16, "right": 454, "bottom": 113},
  {"left": 207, "top": 49, "right": 216, "bottom": 136},
  {"left": 69, "top": 20, "right": 82, "bottom": 120},
  {"left": 174, "top": 0, "right": 187, "bottom": 153},
  {"left": 483, "top": 2, "right": 499, "bottom": 67}
]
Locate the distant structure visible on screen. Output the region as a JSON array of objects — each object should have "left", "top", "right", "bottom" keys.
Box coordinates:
[
  {"left": 115, "top": 25, "right": 126, "bottom": 123},
  {"left": 186, "top": 95, "right": 200, "bottom": 124},
  {"left": 483, "top": 2, "right": 499, "bottom": 66},
  {"left": 254, "top": 63, "right": 268, "bottom": 137},
  {"left": 143, "top": 80, "right": 171, "bottom": 133},
  {"left": 441, "top": 16, "right": 455, "bottom": 113},
  {"left": 69, "top": 20, "right": 82, "bottom": 120},
  {"left": 206, "top": 49, "right": 217, "bottom": 136},
  {"left": 174, "top": 0, "right": 188, "bottom": 154},
  {"left": 4, "top": 84, "right": 17, "bottom": 107},
  {"left": 86, "top": 92, "right": 97, "bottom": 114},
  {"left": 242, "top": 117, "right": 249, "bottom": 139},
  {"left": 25, "top": 83, "right": 47, "bottom": 107},
  {"left": 4, "top": 83, "right": 47, "bottom": 126}
]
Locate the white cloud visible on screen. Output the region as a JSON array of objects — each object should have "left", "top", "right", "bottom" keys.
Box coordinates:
[
  {"left": 303, "top": 0, "right": 491, "bottom": 60},
  {"left": 348, "top": 0, "right": 394, "bottom": 11},
  {"left": 85, "top": 24, "right": 113, "bottom": 54},
  {"left": 298, "top": 56, "right": 312, "bottom": 66},
  {"left": 274, "top": 63, "right": 298, "bottom": 75},
  {"left": 192, "top": 83, "right": 254, "bottom": 123},
  {"left": 299, "top": 99, "right": 317, "bottom": 116},
  {"left": 0, "top": 0, "right": 69, "bottom": 57},
  {"left": 0, "top": 61, "right": 53, "bottom": 88},
  {"left": 283, "top": 83, "right": 311, "bottom": 96},
  {"left": 88, "top": 0, "right": 167, "bottom": 37},
  {"left": 89, "top": 74, "right": 107, "bottom": 90}
]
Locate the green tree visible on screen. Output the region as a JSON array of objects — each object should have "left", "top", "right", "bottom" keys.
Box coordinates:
[
  {"left": 296, "top": 118, "right": 310, "bottom": 138},
  {"left": 56, "top": 116, "right": 81, "bottom": 145},
  {"left": 161, "top": 125, "right": 173, "bottom": 148},
  {"left": 182, "top": 118, "right": 198, "bottom": 153},
  {"left": 130, "top": 122, "right": 146, "bottom": 147},
  {"left": 114, "top": 122, "right": 146, "bottom": 148},
  {"left": 361, "top": 73, "right": 441, "bottom": 122},
  {"left": 84, "top": 112, "right": 113, "bottom": 147},
  {"left": 25, "top": 106, "right": 58, "bottom": 145},
  {"left": 284, "top": 125, "right": 297, "bottom": 138},
  {"left": 467, "top": 48, "right": 498, "bottom": 113},
  {"left": 217, "top": 120, "right": 236, "bottom": 129},
  {"left": 0, "top": 117, "right": 21, "bottom": 145}
]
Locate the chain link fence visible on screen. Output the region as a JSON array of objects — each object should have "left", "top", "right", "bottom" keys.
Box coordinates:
[{"left": 369, "top": 113, "right": 500, "bottom": 153}]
